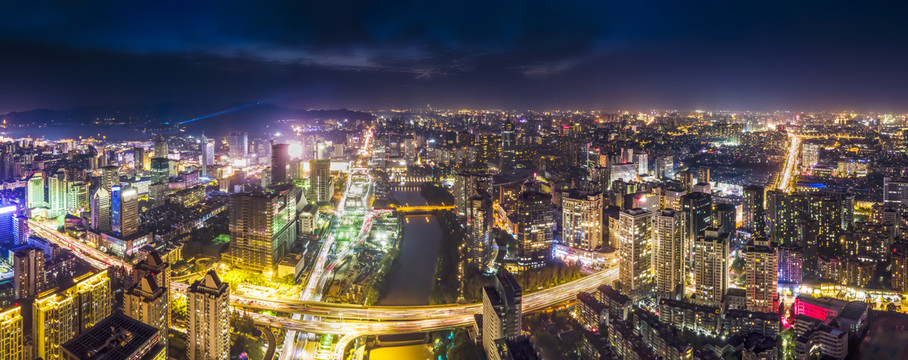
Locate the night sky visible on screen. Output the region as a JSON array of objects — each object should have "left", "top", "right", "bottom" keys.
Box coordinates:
[{"left": 2, "top": 1, "right": 908, "bottom": 112}]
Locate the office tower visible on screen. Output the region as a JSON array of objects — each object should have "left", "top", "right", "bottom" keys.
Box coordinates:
[
  {"left": 515, "top": 190, "right": 553, "bottom": 271},
  {"left": 26, "top": 173, "right": 45, "bottom": 209},
  {"left": 680, "top": 170, "right": 694, "bottom": 191},
  {"left": 153, "top": 134, "right": 169, "bottom": 158},
  {"left": 124, "top": 251, "right": 170, "bottom": 353},
  {"left": 467, "top": 191, "right": 494, "bottom": 271},
  {"left": 271, "top": 142, "right": 289, "bottom": 184},
  {"left": 61, "top": 312, "right": 165, "bottom": 360},
  {"left": 883, "top": 177, "right": 908, "bottom": 205},
  {"left": 618, "top": 208, "right": 653, "bottom": 299},
  {"left": 697, "top": 167, "right": 710, "bottom": 184},
  {"left": 743, "top": 185, "right": 766, "bottom": 237},
  {"left": 454, "top": 171, "right": 492, "bottom": 218},
  {"left": 201, "top": 138, "right": 214, "bottom": 178},
  {"left": 500, "top": 119, "right": 516, "bottom": 171},
  {"left": 745, "top": 238, "right": 778, "bottom": 312},
  {"left": 0, "top": 204, "right": 15, "bottom": 245},
  {"left": 228, "top": 132, "right": 248, "bottom": 160},
  {"left": 188, "top": 270, "right": 230, "bottom": 360},
  {"left": 100, "top": 165, "right": 119, "bottom": 191},
  {"left": 0, "top": 306, "right": 23, "bottom": 360},
  {"left": 33, "top": 270, "right": 112, "bottom": 360},
  {"left": 713, "top": 203, "right": 736, "bottom": 234},
  {"left": 693, "top": 228, "right": 728, "bottom": 306},
  {"left": 111, "top": 186, "right": 138, "bottom": 237},
  {"left": 91, "top": 187, "right": 111, "bottom": 233},
  {"left": 13, "top": 214, "right": 28, "bottom": 245},
  {"left": 778, "top": 245, "right": 804, "bottom": 284},
  {"left": 655, "top": 156, "right": 674, "bottom": 180},
  {"left": 66, "top": 181, "right": 89, "bottom": 213},
  {"left": 561, "top": 190, "right": 603, "bottom": 251},
  {"left": 636, "top": 153, "right": 648, "bottom": 175},
  {"left": 801, "top": 142, "right": 820, "bottom": 170},
  {"left": 133, "top": 146, "right": 145, "bottom": 171},
  {"left": 620, "top": 148, "right": 634, "bottom": 164},
  {"left": 681, "top": 192, "right": 712, "bottom": 270},
  {"left": 48, "top": 171, "right": 67, "bottom": 217},
  {"left": 609, "top": 163, "right": 637, "bottom": 185},
  {"left": 482, "top": 270, "right": 522, "bottom": 358},
  {"left": 654, "top": 210, "right": 683, "bottom": 299},
  {"left": 309, "top": 159, "right": 332, "bottom": 204},
  {"left": 13, "top": 246, "right": 44, "bottom": 299},
  {"left": 224, "top": 187, "right": 300, "bottom": 271}
]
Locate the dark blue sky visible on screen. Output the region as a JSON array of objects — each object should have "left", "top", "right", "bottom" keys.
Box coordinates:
[{"left": 1, "top": 0, "right": 907, "bottom": 112}]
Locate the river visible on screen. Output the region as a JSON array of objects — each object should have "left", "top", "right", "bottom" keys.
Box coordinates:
[{"left": 377, "top": 189, "right": 442, "bottom": 306}]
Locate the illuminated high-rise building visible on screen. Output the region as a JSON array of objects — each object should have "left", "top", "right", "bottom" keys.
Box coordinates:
[
  {"left": 66, "top": 181, "right": 89, "bottom": 213},
  {"left": 47, "top": 171, "right": 67, "bottom": 217},
  {"left": 124, "top": 251, "right": 170, "bottom": 353},
  {"left": 188, "top": 270, "right": 230, "bottom": 360},
  {"left": 561, "top": 190, "right": 603, "bottom": 251},
  {"left": 90, "top": 187, "right": 111, "bottom": 233},
  {"left": 100, "top": 165, "right": 119, "bottom": 191},
  {"left": 133, "top": 146, "right": 145, "bottom": 171},
  {"left": 800, "top": 142, "right": 820, "bottom": 171},
  {"left": 309, "top": 159, "right": 332, "bottom": 204},
  {"left": 153, "top": 134, "right": 169, "bottom": 159},
  {"left": 618, "top": 208, "right": 653, "bottom": 299},
  {"left": 693, "top": 228, "right": 728, "bottom": 306},
  {"left": 681, "top": 192, "right": 712, "bottom": 271},
  {"left": 271, "top": 142, "right": 290, "bottom": 184},
  {"left": 482, "top": 270, "right": 522, "bottom": 359},
  {"left": 467, "top": 190, "right": 494, "bottom": 271},
  {"left": 500, "top": 119, "right": 516, "bottom": 171},
  {"left": 745, "top": 237, "right": 777, "bottom": 313},
  {"left": 743, "top": 185, "right": 766, "bottom": 237},
  {"left": 891, "top": 242, "right": 908, "bottom": 292},
  {"left": 111, "top": 186, "right": 138, "bottom": 237},
  {"left": 13, "top": 246, "right": 44, "bottom": 299},
  {"left": 697, "top": 167, "right": 710, "bottom": 184},
  {"left": 228, "top": 132, "right": 248, "bottom": 160},
  {"left": 32, "top": 270, "right": 112, "bottom": 360},
  {"left": 201, "top": 136, "right": 214, "bottom": 178},
  {"left": 883, "top": 177, "right": 908, "bottom": 205},
  {"left": 713, "top": 203, "right": 736, "bottom": 235},
  {"left": 654, "top": 156, "right": 674, "bottom": 180},
  {"left": 0, "top": 306, "right": 23, "bottom": 360},
  {"left": 224, "top": 186, "right": 300, "bottom": 271},
  {"left": 26, "top": 173, "right": 45, "bottom": 209},
  {"left": 515, "top": 190, "right": 553, "bottom": 271},
  {"left": 654, "top": 209, "right": 683, "bottom": 299}
]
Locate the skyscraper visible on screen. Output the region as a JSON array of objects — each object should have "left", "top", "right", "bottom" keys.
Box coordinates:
[
  {"left": 515, "top": 190, "right": 553, "bottom": 271},
  {"left": 693, "top": 228, "right": 728, "bottom": 306},
  {"left": 883, "top": 178, "right": 908, "bottom": 205},
  {"left": 33, "top": 270, "right": 112, "bottom": 360},
  {"left": 618, "top": 208, "right": 653, "bottom": 299},
  {"left": 271, "top": 142, "right": 290, "bottom": 184},
  {"left": 500, "top": 119, "right": 516, "bottom": 171},
  {"left": 224, "top": 186, "right": 300, "bottom": 271},
  {"left": 561, "top": 190, "right": 603, "bottom": 251},
  {"left": 188, "top": 271, "right": 230, "bottom": 360},
  {"left": 778, "top": 245, "right": 804, "bottom": 284},
  {"left": 201, "top": 137, "right": 214, "bottom": 178},
  {"left": 111, "top": 186, "right": 139, "bottom": 237},
  {"left": 13, "top": 246, "right": 44, "bottom": 299},
  {"left": 124, "top": 251, "right": 170, "bottom": 353},
  {"left": 228, "top": 132, "right": 248, "bottom": 160},
  {"left": 482, "top": 270, "right": 522, "bottom": 358},
  {"left": 100, "top": 165, "right": 119, "bottom": 191},
  {"left": 467, "top": 190, "right": 494, "bottom": 271},
  {"left": 681, "top": 192, "right": 712, "bottom": 272},
  {"left": 26, "top": 173, "right": 45, "bottom": 209},
  {"left": 309, "top": 159, "right": 332, "bottom": 204},
  {"left": 47, "top": 171, "right": 67, "bottom": 217},
  {"left": 745, "top": 237, "right": 778, "bottom": 313},
  {"left": 697, "top": 167, "right": 710, "bottom": 184},
  {"left": 133, "top": 146, "right": 145, "bottom": 171},
  {"left": 153, "top": 134, "right": 169, "bottom": 158},
  {"left": 743, "top": 185, "right": 766, "bottom": 237},
  {"left": 0, "top": 306, "right": 23, "bottom": 360},
  {"left": 90, "top": 187, "right": 111, "bottom": 233},
  {"left": 713, "top": 203, "right": 736, "bottom": 235},
  {"left": 654, "top": 209, "right": 683, "bottom": 299}
]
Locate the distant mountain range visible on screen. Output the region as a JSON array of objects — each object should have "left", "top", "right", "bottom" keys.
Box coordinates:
[{"left": 0, "top": 103, "right": 375, "bottom": 135}]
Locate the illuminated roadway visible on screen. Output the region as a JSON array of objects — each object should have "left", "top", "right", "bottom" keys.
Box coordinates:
[{"left": 776, "top": 132, "right": 801, "bottom": 192}]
